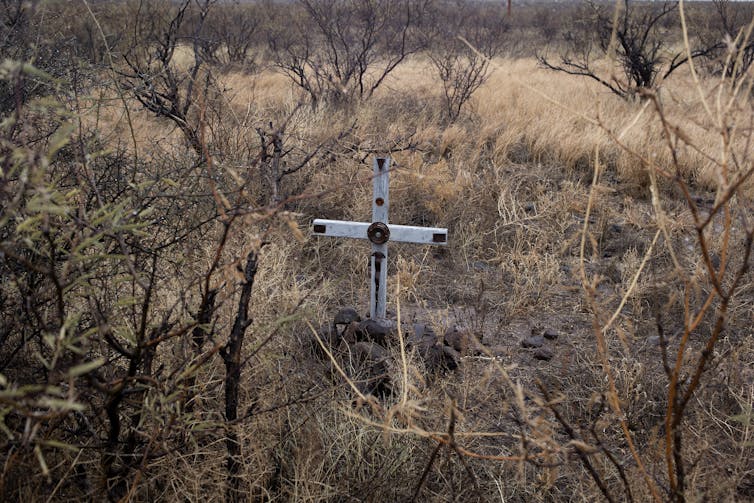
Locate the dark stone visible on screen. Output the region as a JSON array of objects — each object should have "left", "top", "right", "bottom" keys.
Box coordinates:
[
  {"left": 406, "top": 323, "right": 460, "bottom": 372},
  {"left": 341, "top": 321, "right": 361, "bottom": 344},
  {"left": 543, "top": 328, "right": 559, "bottom": 340},
  {"left": 420, "top": 343, "right": 459, "bottom": 372},
  {"left": 356, "top": 319, "right": 391, "bottom": 346},
  {"left": 444, "top": 328, "right": 464, "bottom": 353},
  {"left": 441, "top": 346, "right": 461, "bottom": 371},
  {"left": 414, "top": 323, "right": 435, "bottom": 338},
  {"left": 334, "top": 307, "right": 361, "bottom": 326},
  {"left": 444, "top": 327, "right": 483, "bottom": 355},
  {"left": 710, "top": 253, "right": 721, "bottom": 269},
  {"left": 521, "top": 335, "right": 545, "bottom": 348},
  {"left": 408, "top": 323, "right": 436, "bottom": 348},
  {"left": 351, "top": 341, "right": 389, "bottom": 362},
  {"left": 472, "top": 261, "right": 493, "bottom": 271},
  {"left": 533, "top": 348, "right": 554, "bottom": 361}
]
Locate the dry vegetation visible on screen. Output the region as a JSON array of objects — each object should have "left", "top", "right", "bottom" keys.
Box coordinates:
[{"left": 1, "top": 0, "right": 753, "bottom": 501}]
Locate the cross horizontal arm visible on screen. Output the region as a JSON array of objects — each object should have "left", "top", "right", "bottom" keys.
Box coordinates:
[{"left": 312, "top": 219, "right": 447, "bottom": 245}]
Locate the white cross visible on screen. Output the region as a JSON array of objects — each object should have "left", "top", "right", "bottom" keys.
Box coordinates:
[{"left": 312, "top": 157, "right": 448, "bottom": 321}]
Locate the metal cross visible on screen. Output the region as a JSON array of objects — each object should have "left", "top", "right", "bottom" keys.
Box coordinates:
[{"left": 312, "top": 157, "right": 448, "bottom": 321}]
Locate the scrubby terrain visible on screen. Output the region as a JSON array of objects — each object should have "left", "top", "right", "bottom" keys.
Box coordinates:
[{"left": 1, "top": 1, "right": 753, "bottom": 501}]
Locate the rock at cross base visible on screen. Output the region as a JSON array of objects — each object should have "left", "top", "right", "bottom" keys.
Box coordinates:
[
  {"left": 521, "top": 335, "right": 545, "bottom": 348},
  {"left": 408, "top": 323, "right": 460, "bottom": 372},
  {"left": 543, "top": 328, "right": 559, "bottom": 340},
  {"left": 312, "top": 312, "right": 467, "bottom": 403},
  {"left": 444, "top": 326, "right": 484, "bottom": 355},
  {"left": 408, "top": 323, "right": 435, "bottom": 345},
  {"left": 334, "top": 307, "right": 361, "bottom": 327},
  {"left": 352, "top": 341, "right": 389, "bottom": 362},
  {"left": 425, "top": 345, "right": 460, "bottom": 372},
  {"left": 355, "top": 319, "right": 391, "bottom": 346},
  {"left": 309, "top": 307, "right": 363, "bottom": 356},
  {"left": 533, "top": 347, "right": 554, "bottom": 361}
]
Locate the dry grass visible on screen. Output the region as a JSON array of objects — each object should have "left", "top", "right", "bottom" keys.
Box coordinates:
[
  {"left": 145, "top": 55, "right": 751, "bottom": 502},
  {"left": 9, "top": 46, "right": 753, "bottom": 501}
]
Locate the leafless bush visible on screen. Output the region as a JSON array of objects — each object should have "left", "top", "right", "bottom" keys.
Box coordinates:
[
  {"left": 539, "top": 0, "right": 720, "bottom": 99},
  {"left": 119, "top": 0, "right": 217, "bottom": 157},
  {"left": 269, "top": 0, "right": 425, "bottom": 108},
  {"left": 0, "top": 3, "right": 337, "bottom": 499},
  {"left": 197, "top": 0, "right": 263, "bottom": 70},
  {"left": 424, "top": 1, "right": 503, "bottom": 121},
  {"left": 701, "top": 0, "right": 754, "bottom": 83}
]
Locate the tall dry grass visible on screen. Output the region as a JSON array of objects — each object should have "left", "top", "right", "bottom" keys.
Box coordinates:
[{"left": 9, "top": 29, "right": 753, "bottom": 499}]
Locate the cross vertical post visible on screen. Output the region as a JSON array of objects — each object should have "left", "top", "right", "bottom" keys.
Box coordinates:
[{"left": 371, "top": 157, "right": 389, "bottom": 320}]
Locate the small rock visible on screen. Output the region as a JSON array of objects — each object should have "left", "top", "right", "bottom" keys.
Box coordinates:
[
  {"left": 710, "top": 253, "right": 721, "bottom": 269},
  {"left": 341, "top": 321, "right": 361, "bottom": 344},
  {"left": 543, "top": 328, "right": 559, "bottom": 340},
  {"left": 648, "top": 336, "right": 661, "bottom": 346},
  {"left": 521, "top": 335, "right": 545, "bottom": 348},
  {"left": 356, "top": 319, "right": 391, "bottom": 345},
  {"left": 441, "top": 346, "right": 461, "bottom": 371},
  {"left": 444, "top": 328, "right": 465, "bottom": 353},
  {"left": 352, "top": 341, "right": 389, "bottom": 363},
  {"left": 444, "top": 327, "right": 483, "bottom": 355},
  {"left": 472, "top": 261, "right": 493, "bottom": 271},
  {"left": 408, "top": 323, "right": 436, "bottom": 347},
  {"left": 533, "top": 348, "right": 554, "bottom": 361},
  {"left": 334, "top": 307, "right": 361, "bottom": 326},
  {"left": 412, "top": 323, "right": 428, "bottom": 338},
  {"left": 421, "top": 344, "right": 459, "bottom": 372}
]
